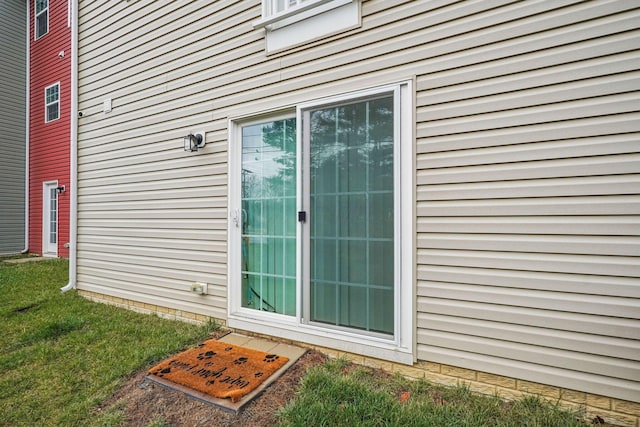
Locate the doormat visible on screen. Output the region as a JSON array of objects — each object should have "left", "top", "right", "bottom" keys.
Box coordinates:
[{"left": 147, "top": 339, "right": 289, "bottom": 403}]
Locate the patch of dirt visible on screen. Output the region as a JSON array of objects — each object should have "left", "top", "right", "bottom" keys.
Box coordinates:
[{"left": 96, "top": 336, "right": 327, "bottom": 427}]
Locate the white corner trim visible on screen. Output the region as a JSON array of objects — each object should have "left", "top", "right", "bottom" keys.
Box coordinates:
[
  {"left": 62, "top": 0, "right": 78, "bottom": 292},
  {"left": 23, "top": 3, "right": 31, "bottom": 254}
]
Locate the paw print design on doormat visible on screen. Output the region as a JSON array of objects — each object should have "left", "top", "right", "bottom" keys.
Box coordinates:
[
  {"left": 233, "top": 357, "right": 248, "bottom": 365},
  {"left": 197, "top": 350, "right": 216, "bottom": 360},
  {"left": 147, "top": 339, "right": 290, "bottom": 402},
  {"left": 152, "top": 367, "right": 171, "bottom": 377}
]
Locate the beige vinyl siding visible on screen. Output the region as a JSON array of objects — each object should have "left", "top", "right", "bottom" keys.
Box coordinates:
[
  {"left": 413, "top": 0, "right": 640, "bottom": 403},
  {"left": 77, "top": 0, "right": 640, "bottom": 402}
]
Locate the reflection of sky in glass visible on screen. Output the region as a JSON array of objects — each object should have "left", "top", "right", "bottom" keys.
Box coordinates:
[{"left": 242, "top": 124, "right": 285, "bottom": 179}]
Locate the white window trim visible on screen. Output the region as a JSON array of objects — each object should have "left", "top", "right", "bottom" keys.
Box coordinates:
[
  {"left": 227, "top": 81, "right": 415, "bottom": 365},
  {"left": 34, "top": 0, "right": 49, "bottom": 40},
  {"left": 254, "top": 0, "right": 352, "bottom": 29},
  {"left": 45, "top": 82, "right": 60, "bottom": 123},
  {"left": 255, "top": 0, "right": 360, "bottom": 53}
]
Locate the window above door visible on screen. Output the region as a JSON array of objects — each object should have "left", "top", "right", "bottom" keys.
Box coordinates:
[
  {"left": 254, "top": 0, "right": 360, "bottom": 53},
  {"left": 260, "top": 0, "right": 350, "bottom": 21}
]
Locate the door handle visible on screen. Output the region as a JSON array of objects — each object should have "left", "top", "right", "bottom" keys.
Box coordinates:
[{"left": 231, "top": 209, "right": 240, "bottom": 228}]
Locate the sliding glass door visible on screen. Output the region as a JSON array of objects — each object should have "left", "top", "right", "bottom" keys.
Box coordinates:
[
  {"left": 230, "top": 82, "right": 413, "bottom": 361},
  {"left": 233, "top": 87, "right": 403, "bottom": 342}
]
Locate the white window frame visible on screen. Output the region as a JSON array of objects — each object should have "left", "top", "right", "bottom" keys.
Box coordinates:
[
  {"left": 45, "top": 82, "right": 60, "bottom": 123},
  {"left": 254, "top": 0, "right": 360, "bottom": 53},
  {"left": 228, "top": 81, "right": 414, "bottom": 365},
  {"left": 257, "top": 0, "right": 350, "bottom": 27},
  {"left": 34, "top": 0, "right": 49, "bottom": 40}
]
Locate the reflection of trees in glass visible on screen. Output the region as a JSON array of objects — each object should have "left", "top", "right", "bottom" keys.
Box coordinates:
[
  {"left": 242, "top": 118, "right": 296, "bottom": 200},
  {"left": 309, "top": 96, "right": 394, "bottom": 228},
  {"left": 241, "top": 118, "right": 297, "bottom": 315},
  {"left": 241, "top": 118, "right": 296, "bottom": 234},
  {"left": 309, "top": 95, "right": 395, "bottom": 334},
  {"left": 263, "top": 118, "right": 297, "bottom": 198},
  {"left": 310, "top": 96, "right": 394, "bottom": 195}
]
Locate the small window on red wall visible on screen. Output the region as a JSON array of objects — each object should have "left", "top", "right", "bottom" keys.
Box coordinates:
[
  {"left": 35, "top": 0, "right": 48, "bottom": 39},
  {"left": 45, "top": 83, "right": 60, "bottom": 123}
]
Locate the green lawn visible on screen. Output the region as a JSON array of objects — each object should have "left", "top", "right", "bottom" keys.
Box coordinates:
[
  {"left": 1, "top": 258, "right": 589, "bottom": 427},
  {"left": 0, "top": 258, "right": 215, "bottom": 426},
  {"left": 278, "top": 358, "right": 588, "bottom": 427}
]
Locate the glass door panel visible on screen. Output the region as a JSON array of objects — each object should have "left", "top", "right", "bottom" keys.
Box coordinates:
[
  {"left": 49, "top": 187, "right": 58, "bottom": 247},
  {"left": 308, "top": 95, "right": 395, "bottom": 335},
  {"left": 43, "top": 182, "right": 58, "bottom": 256},
  {"left": 241, "top": 118, "right": 297, "bottom": 315}
]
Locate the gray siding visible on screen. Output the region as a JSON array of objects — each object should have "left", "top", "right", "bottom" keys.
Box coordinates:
[
  {"left": 77, "top": 1, "right": 640, "bottom": 402},
  {"left": 0, "top": 0, "right": 27, "bottom": 254}
]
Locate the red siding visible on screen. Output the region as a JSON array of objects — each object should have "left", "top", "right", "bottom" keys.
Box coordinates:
[{"left": 29, "top": 0, "right": 71, "bottom": 257}]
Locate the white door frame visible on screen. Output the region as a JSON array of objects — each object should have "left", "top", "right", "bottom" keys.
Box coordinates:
[{"left": 42, "top": 181, "right": 58, "bottom": 257}]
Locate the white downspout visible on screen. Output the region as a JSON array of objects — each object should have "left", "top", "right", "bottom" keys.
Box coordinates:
[
  {"left": 61, "top": 0, "right": 78, "bottom": 292},
  {"left": 22, "top": 1, "right": 30, "bottom": 254}
]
